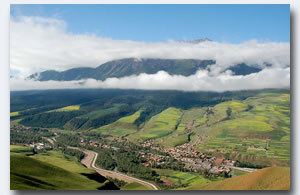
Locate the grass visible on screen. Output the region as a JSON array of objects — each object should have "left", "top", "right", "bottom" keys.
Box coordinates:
[
  {"left": 82, "top": 104, "right": 125, "bottom": 120},
  {"left": 93, "top": 111, "right": 141, "bottom": 137},
  {"left": 10, "top": 145, "right": 106, "bottom": 190},
  {"left": 10, "top": 111, "right": 19, "bottom": 117},
  {"left": 10, "top": 145, "right": 32, "bottom": 154},
  {"left": 56, "top": 105, "right": 80, "bottom": 112},
  {"left": 129, "top": 108, "right": 182, "bottom": 141},
  {"left": 192, "top": 167, "right": 290, "bottom": 190},
  {"left": 121, "top": 182, "right": 152, "bottom": 190},
  {"left": 31, "top": 150, "right": 94, "bottom": 174},
  {"left": 154, "top": 169, "right": 212, "bottom": 189}
]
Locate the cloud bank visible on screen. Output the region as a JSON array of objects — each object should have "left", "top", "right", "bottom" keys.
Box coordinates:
[
  {"left": 11, "top": 68, "right": 290, "bottom": 92},
  {"left": 10, "top": 16, "right": 290, "bottom": 91}
]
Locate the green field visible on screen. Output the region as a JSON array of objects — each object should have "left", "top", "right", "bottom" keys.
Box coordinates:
[
  {"left": 10, "top": 111, "right": 19, "bottom": 117},
  {"left": 10, "top": 145, "right": 107, "bottom": 190},
  {"left": 128, "top": 108, "right": 182, "bottom": 141},
  {"left": 154, "top": 169, "right": 213, "bottom": 189},
  {"left": 56, "top": 105, "right": 80, "bottom": 112},
  {"left": 93, "top": 111, "right": 141, "bottom": 136}
]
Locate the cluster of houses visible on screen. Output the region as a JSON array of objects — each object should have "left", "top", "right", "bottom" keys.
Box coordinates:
[
  {"left": 81, "top": 139, "right": 120, "bottom": 151},
  {"left": 29, "top": 142, "right": 47, "bottom": 150},
  {"left": 140, "top": 140, "right": 235, "bottom": 176},
  {"left": 138, "top": 151, "right": 168, "bottom": 167}
]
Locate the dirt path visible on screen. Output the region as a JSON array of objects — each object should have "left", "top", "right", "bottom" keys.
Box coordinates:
[
  {"left": 230, "top": 166, "right": 256, "bottom": 173},
  {"left": 80, "top": 148, "right": 159, "bottom": 190}
]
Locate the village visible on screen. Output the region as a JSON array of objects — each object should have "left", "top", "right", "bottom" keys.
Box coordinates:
[
  {"left": 139, "top": 140, "right": 234, "bottom": 177},
  {"left": 84, "top": 136, "right": 235, "bottom": 177},
  {"left": 11, "top": 122, "right": 234, "bottom": 178}
]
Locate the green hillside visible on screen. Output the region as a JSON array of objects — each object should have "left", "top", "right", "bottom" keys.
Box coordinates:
[
  {"left": 10, "top": 145, "right": 108, "bottom": 190},
  {"left": 156, "top": 108, "right": 206, "bottom": 147},
  {"left": 194, "top": 93, "right": 290, "bottom": 166},
  {"left": 93, "top": 111, "right": 141, "bottom": 136},
  {"left": 128, "top": 107, "right": 182, "bottom": 140}
]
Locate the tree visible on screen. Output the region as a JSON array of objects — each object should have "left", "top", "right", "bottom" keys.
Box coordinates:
[{"left": 226, "top": 107, "right": 232, "bottom": 119}]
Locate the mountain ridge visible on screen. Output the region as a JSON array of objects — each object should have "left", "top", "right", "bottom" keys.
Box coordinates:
[{"left": 28, "top": 58, "right": 262, "bottom": 81}]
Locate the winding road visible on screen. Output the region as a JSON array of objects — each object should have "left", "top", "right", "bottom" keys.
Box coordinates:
[
  {"left": 80, "top": 148, "right": 159, "bottom": 190},
  {"left": 230, "top": 166, "right": 256, "bottom": 173}
]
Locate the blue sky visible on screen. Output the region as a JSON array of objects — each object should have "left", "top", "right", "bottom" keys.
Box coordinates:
[{"left": 11, "top": 4, "right": 290, "bottom": 43}]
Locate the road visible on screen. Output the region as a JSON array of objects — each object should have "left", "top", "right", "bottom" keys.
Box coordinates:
[
  {"left": 230, "top": 166, "right": 256, "bottom": 173},
  {"left": 79, "top": 148, "right": 159, "bottom": 190}
]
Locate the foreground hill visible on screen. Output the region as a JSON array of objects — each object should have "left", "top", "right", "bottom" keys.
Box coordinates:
[
  {"left": 10, "top": 145, "right": 112, "bottom": 190},
  {"left": 184, "top": 167, "right": 290, "bottom": 190},
  {"left": 28, "top": 58, "right": 262, "bottom": 81}
]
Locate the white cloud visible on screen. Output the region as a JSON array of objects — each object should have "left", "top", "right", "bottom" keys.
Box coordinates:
[
  {"left": 10, "top": 16, "right": 290, "bottom": 91},
  {"left": 10, "top": 16, "right": 290, "bottom": 78},
  {"left": 10, "top": 67, "right": 290, "bottom": 92}
]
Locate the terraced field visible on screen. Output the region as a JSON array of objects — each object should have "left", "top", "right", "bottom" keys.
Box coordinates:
[
  {"left": 10, "top": 145, "right": 108, "bottom": 190},
  {"left": 128, "top": 108, "right": 182, "bottom": 141}
]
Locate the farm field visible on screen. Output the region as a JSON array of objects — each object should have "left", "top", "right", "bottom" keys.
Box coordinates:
[
  {"left": 154, "top": 169, "right": 213, "bottom": 189},
  {"left": 10, "top": 145, "right": 108, "bottom": 190}
]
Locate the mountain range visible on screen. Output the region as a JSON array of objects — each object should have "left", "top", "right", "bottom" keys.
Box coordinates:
[{"left": 28, "top": 58, "right": 262, "bottom": 81}]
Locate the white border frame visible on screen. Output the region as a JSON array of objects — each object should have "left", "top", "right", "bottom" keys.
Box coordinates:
[{"left": 1, "top": 1, "right": 298, "bottom": 195}]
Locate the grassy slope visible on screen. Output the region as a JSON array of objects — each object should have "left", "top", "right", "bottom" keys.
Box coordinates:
[
  {"left": 184, "top": 167, "right": 290, "bottom": 190},
  {"left": 156, "top": 108, "right": 206, "bottom": 147},
  {"left": 97, "top": 92, "right": 289, "bottom": 165},
  {"left": 192, "top": 92, "right": 290, "bottom": 166},
  {"left": 128, "top": 108, "right": 182, "bottom": 141},
  {"left": 10, "top": 145, "right": 106, "bottom": 190},
  {"left": 93, "top": 111, "right": 141, "bottom": 136}
]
